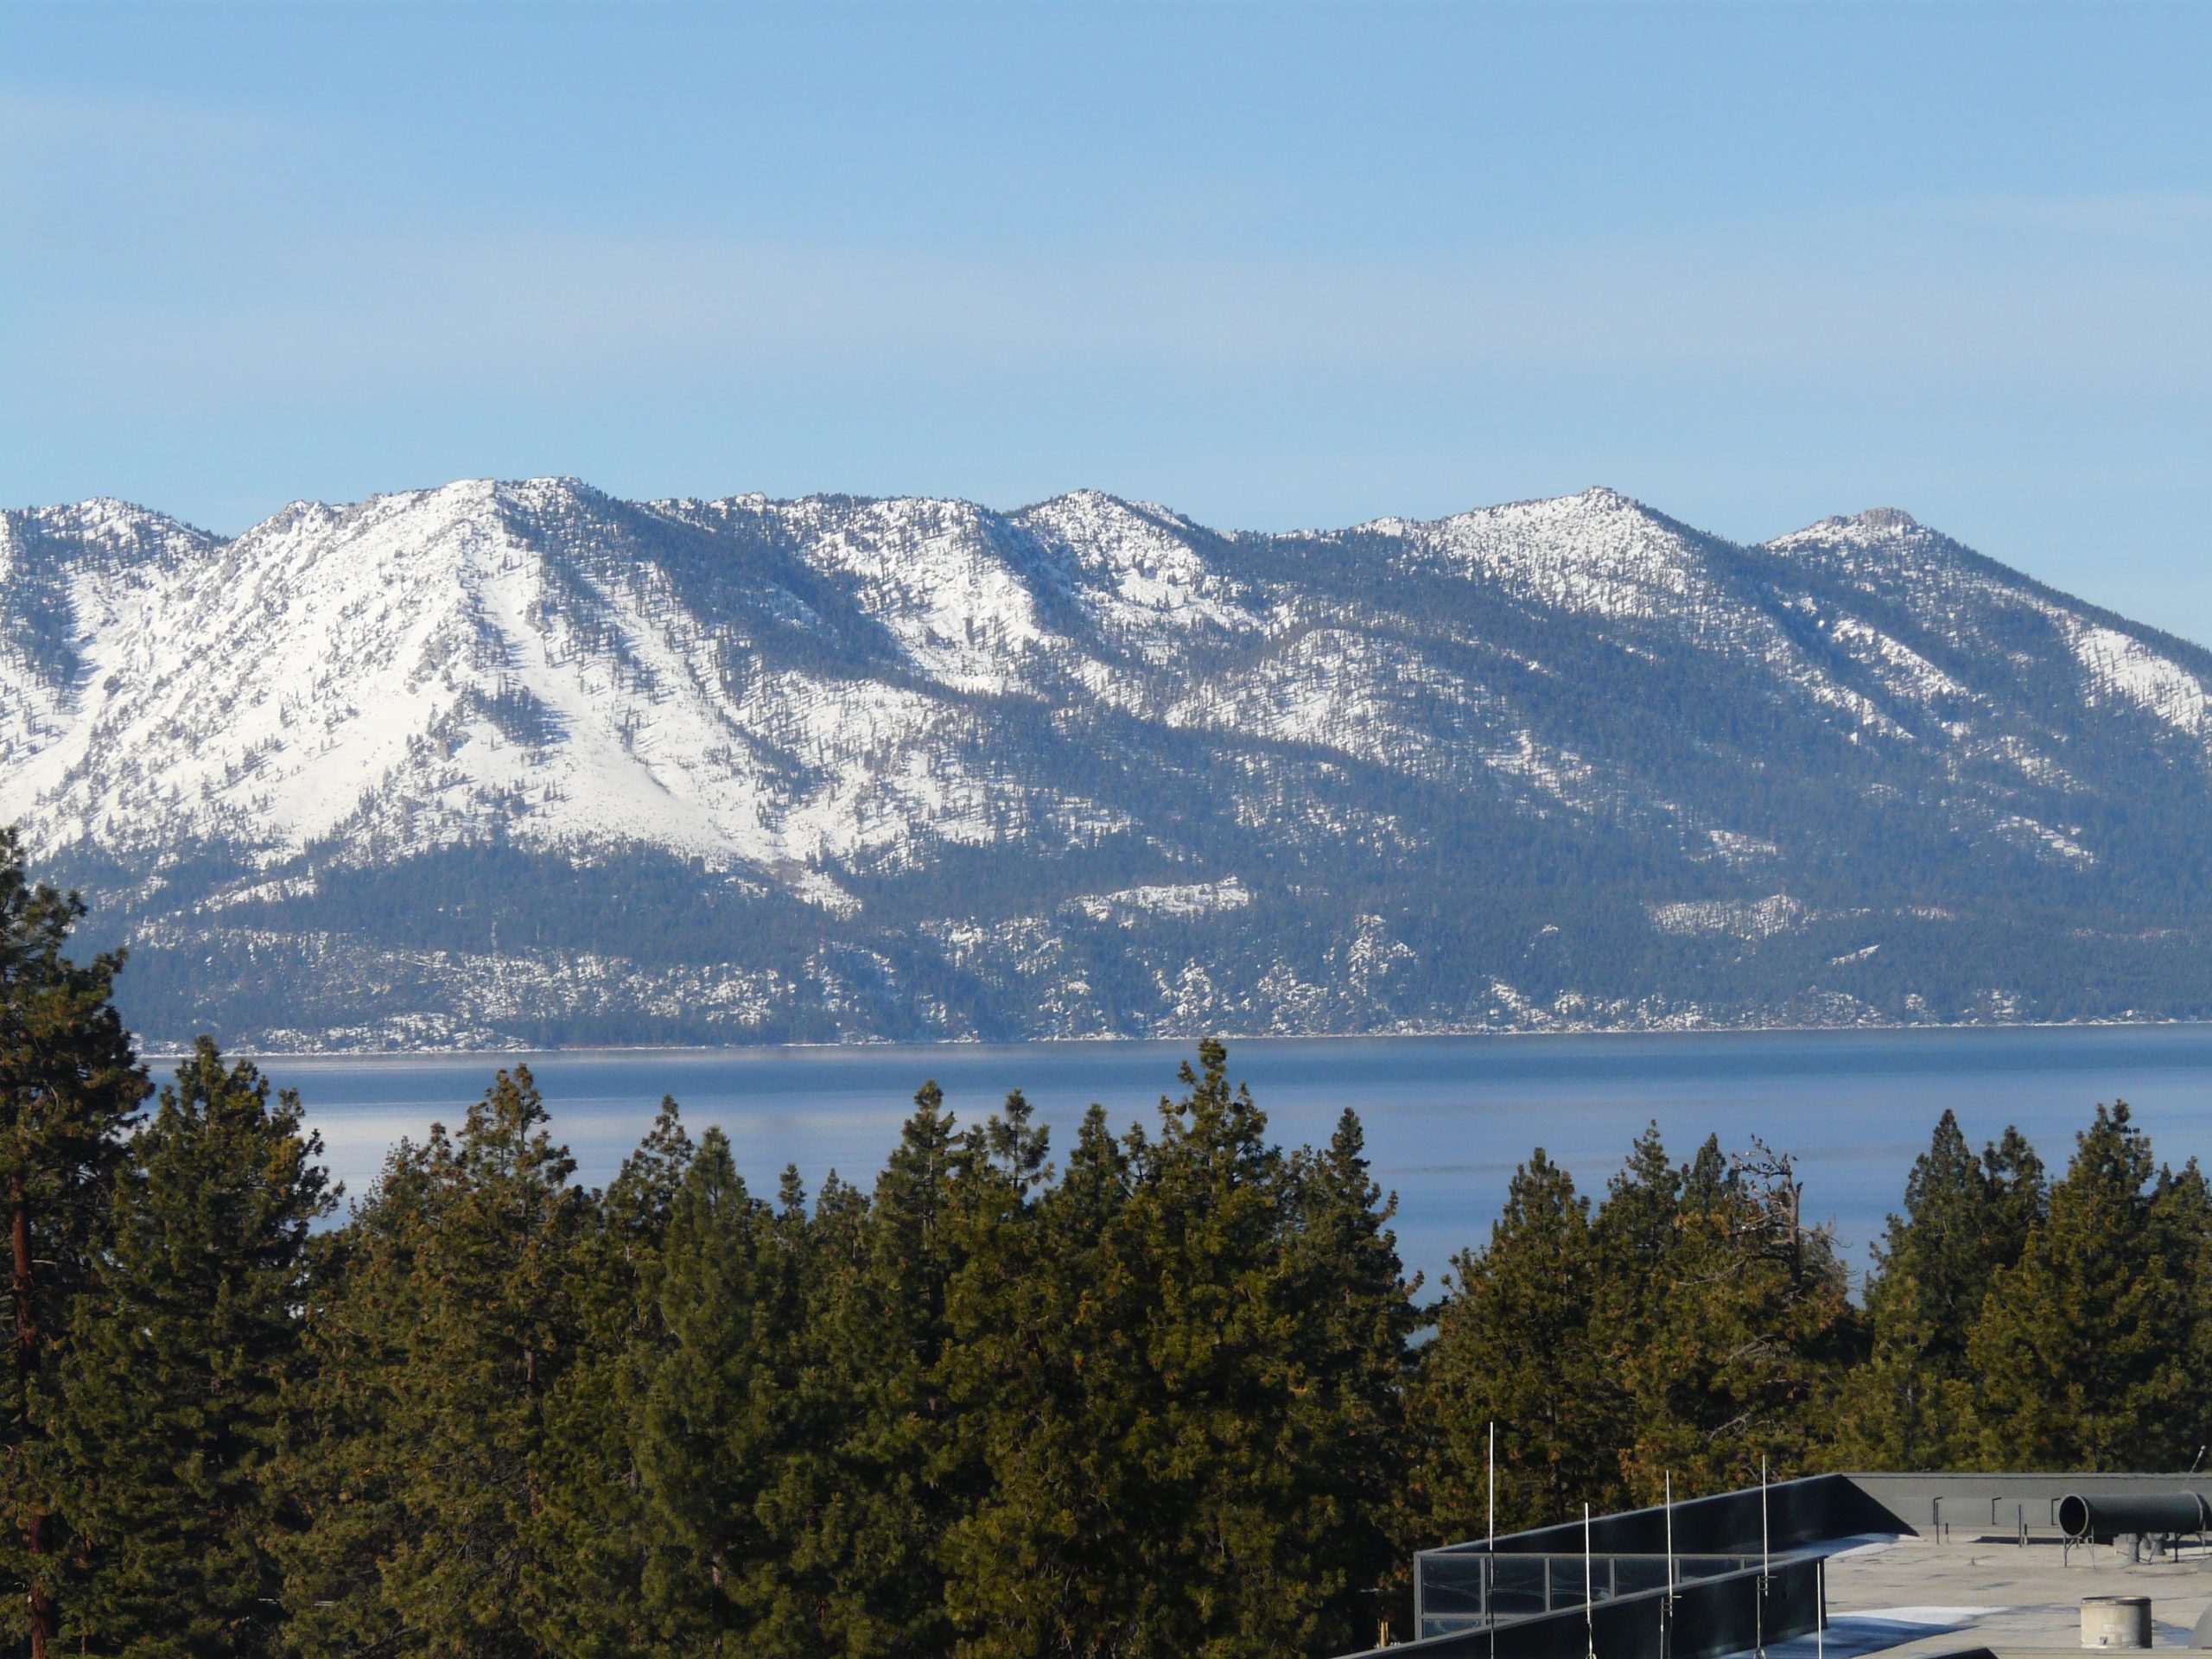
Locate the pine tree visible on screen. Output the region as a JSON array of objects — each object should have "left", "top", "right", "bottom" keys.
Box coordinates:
[
  {"left": 943, "top": 1099, "right": 1134, "bottom": 1659},
  {"left": 1415, "top": 1148, "right": 1615, "bottom": 1534},
  {"left": 1985, "top": 1127, "right": 2050, "bottom": 1268},
  {"left": 1615, "top": 1139, "right": 1859, "bottom": 1496},
  {"left": 801, "top": 1082, "right": 969, "bottom": 1656},
  {"left": 628, "top": 1127, "right": 809, "bottom": 1653},
  {"left": 955, "top": 1044, "right": 1388, "bottom": 1659},
  {"left": 1830, "top": 1111, "right": 2044, "bottom": 1468},
  {"left": 736, "top": 1160, "right": 834, "bottom": 1657},
  {"left": 1281, "top": 1110, "right": 1421, "bottom": 1649},
  {"left": 283, "top": 1067, "right": 585, "bottom": 1659},
  {"left": 1112, "top": 1039, "right": 1341, "bottom": 1658},
  {"left": 1594, "top": 1125, "right": 1683, "bottom": 1301},
  {"left": 531, "top": 1100, "right": 694, "bottom": 1659},
  {"left": 0, "top": 830, "right": 149, "bottom": 1657},
  {"left": 1679, "top": 1134, "right": 1732, "bottom": 1212},
  {"left": 1966, "top": 1103, "right": 2209, "bottom": 1467},
  {"left": 762, "top": 1163, "right": 870, "bottom": 1655},
  {"left": 52, "top": 1039, "right": 334, "bottom": 1657},
  {"left": 1588, "top": 1124, "right": 1686, "bottom": 1499}
]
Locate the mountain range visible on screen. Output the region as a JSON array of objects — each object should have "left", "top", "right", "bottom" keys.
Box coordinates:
[{"left": 4, "top": 477, "right": 2210, "bottom": 1051}]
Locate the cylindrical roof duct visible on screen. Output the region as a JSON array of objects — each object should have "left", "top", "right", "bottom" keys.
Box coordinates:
[{"left": 2058, "top": 1492, "right": 2210, "bottom": 1543}]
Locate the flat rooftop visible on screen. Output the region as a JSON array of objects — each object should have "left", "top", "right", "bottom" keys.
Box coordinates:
[
  {"left": 1392, "top": 1474, "right": 2212, "bottom": 1659},
  {"left": 1769, "top": 1534, "right": 2212, "bottom": 1659}
]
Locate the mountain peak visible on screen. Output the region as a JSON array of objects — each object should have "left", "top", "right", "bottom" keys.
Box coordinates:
[
  {"left": 1848, "top": 506, "right": 1918, "bottom": 531},
  {"left": 502, "top": 474, "right": 596, "bottom": 507},
  {"left": 1019, "top": 487, "right": 1157, "bottom": 525},
  {"left": 1015, "top": 488, "right": 1195, "bottom": 545},
  {"left": 6, "top": 498, "right": 217, "bottom": 565},
  {"left": 1573, "top": 485, "right": 1643, "bottom": 512},
  {"left": 1766, "top": 505, "right": 1948, "bottom": 557}
]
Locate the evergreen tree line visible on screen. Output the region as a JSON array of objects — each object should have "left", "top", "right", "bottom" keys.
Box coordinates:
[
  {"left": 1416, "top": 1102, "right": 2212, "bottom": 1544},
  {"left": 8, "top": 834, "right": 2212, "bottom": 1659}
]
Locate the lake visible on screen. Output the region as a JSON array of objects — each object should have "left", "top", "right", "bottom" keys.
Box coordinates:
[{"left": 245, "top": 1026, "right": 2212, "bottom": 1290}]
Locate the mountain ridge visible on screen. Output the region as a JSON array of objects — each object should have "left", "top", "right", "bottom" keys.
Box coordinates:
[{"left": 5, "top": 477, "right": 2210, "bottom": 1051}]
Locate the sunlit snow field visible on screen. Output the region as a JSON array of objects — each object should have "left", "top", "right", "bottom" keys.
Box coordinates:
[{"left": 245, "top": 1025, "right": 2212, "bottom": 1288}]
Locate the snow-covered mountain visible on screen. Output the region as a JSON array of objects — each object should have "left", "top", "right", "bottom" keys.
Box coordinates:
[{"left": 7, "top": 477, "right": 2211, "bottom": 1050}]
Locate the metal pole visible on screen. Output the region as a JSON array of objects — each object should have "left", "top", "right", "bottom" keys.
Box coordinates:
[
  {"left": 1664, "top": 1471, "right": 1675, "bottom": 1659},
  {"left": 1816, "top": 1557, "right": 1826, "bottom": 1659},
  {"left": 1488, "top": 1421, "right": 1496, "bottom": 1554},
  {"left": 1761, "top": 1456, "right": 1770, "bottom": 1579},
  {"left": 1758, "top": 1457, "right": 1769, "bottom": 1659},
  {"left": 1586, "top": 1503, "right": 1597, "bottom": 1659}
]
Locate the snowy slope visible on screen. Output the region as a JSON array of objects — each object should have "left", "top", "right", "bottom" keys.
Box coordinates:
[{"left": 8, "top": 479, "right": 2212, "bottom": 1049}]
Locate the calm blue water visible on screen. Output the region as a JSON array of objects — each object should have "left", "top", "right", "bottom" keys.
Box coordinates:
[{"left": 243, "top": 1027, "right": 2212, "bottom": 1290}]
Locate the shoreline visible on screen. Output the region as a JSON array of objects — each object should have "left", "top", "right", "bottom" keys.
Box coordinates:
[{"left": 143, "top": 1014, "right": 2212, "bottom": 1065}]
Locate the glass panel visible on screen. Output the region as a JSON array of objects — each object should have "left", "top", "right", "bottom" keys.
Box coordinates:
[
  {"left": 1416, "top": 1553, "right": 1490, "bottom": 1620},
  {"left": 1613, "top": 1556, "right": 1669, "bottom": 1598},
  {"left": 1491, "top": 1554, "right": 1549, "bottom": 1621},
  {"left": 1417, "top": 1548, "right": 1786, "bottom": 1639},
  {"left": 1549, "top": 1557, "right": 1584, "bottom": 1611}
]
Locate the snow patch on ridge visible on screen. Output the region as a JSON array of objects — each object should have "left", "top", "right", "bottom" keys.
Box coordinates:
[
  {"left": 2064, "top": 622, "right": 2210, "bottom": 734},
  {"left": 1016, "top": 490, "right": 1250, "bottom": 640},
  {"left": 1067, "top": 878, "right": 1252, "bottom": 925},
  {"left": 1647, "top": 893, "right": 1808, "bottom": 940}
]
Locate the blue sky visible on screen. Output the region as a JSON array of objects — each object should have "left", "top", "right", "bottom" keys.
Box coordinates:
[{"left": 8, "top": 2, "right": 2212, "bottom": 639}]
